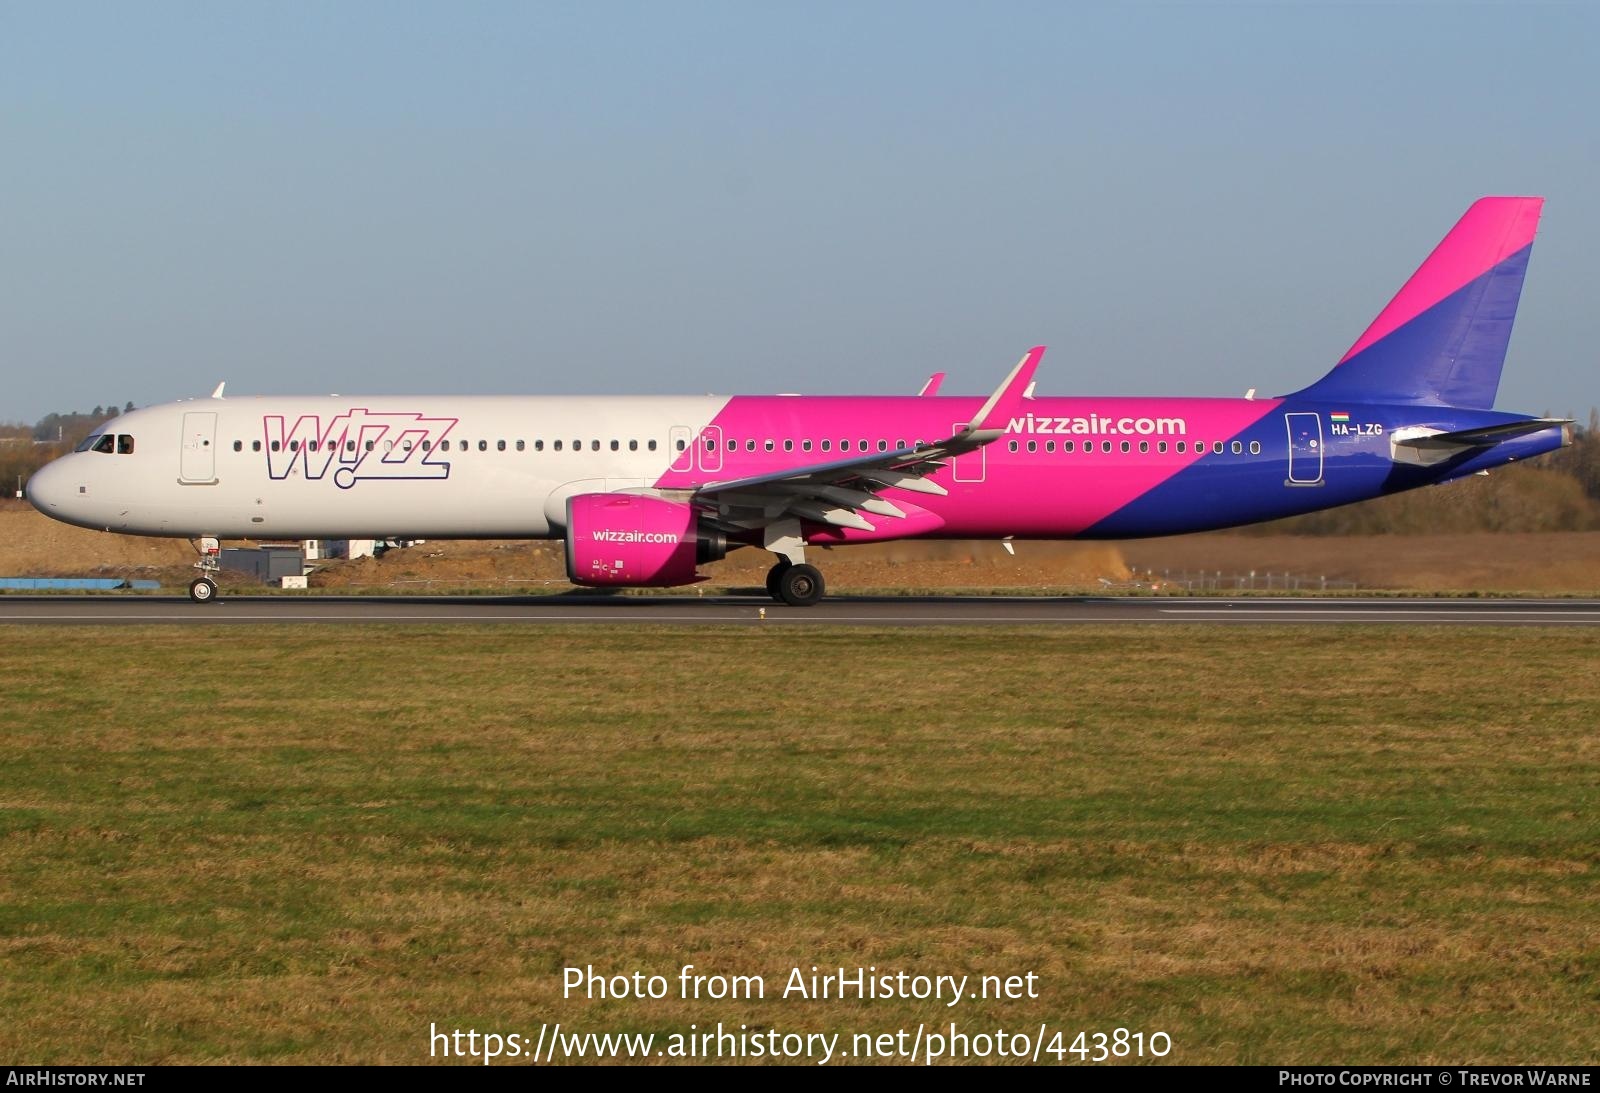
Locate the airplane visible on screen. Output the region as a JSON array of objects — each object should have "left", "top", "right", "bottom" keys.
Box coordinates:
[{"left": 27, "top": 196, "right": 1571, "bottom": 606}]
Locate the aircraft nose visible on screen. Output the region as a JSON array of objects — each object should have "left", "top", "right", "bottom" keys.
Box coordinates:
[{"left": 26, "top": 458, "right": 75, "bottom": 518}]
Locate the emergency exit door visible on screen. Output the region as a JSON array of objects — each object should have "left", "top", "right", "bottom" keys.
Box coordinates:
[{"left": 180, "top": 412, "right": 218, "bottom": 483}]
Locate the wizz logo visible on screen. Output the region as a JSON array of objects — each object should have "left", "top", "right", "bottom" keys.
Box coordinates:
[{"left": 263, "top": 410, "right": 458, "bottom": 489}]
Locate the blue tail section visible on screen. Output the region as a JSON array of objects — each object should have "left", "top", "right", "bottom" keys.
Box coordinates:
[{"left": 1290, "top": 197, "right": 1542, "bottom": 409}]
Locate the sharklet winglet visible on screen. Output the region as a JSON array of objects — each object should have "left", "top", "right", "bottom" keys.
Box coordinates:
[{"left": 968, "top": 346, "right": 1045, "bottom": 436}]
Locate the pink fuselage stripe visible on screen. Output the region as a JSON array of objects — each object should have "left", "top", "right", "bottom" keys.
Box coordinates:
[
  {"left": 654, "top": 394, "right": 1283, "bottom": 540},
  {"left": 1338, "top": 197, "right": 1541, "bottom": 365}
]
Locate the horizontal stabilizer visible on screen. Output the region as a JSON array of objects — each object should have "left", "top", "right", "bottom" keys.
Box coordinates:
[{"left": 1393, "top": 418, "right": 1570, "bottom": 451}]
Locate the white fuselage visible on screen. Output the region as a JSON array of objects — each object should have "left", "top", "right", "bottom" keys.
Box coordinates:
[{"left": 27, "top": 395, "right": 723, "bottom": 539}]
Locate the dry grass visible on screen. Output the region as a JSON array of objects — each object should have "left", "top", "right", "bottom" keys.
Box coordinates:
[{"left": 0, "top": 626, "right": 1596, "bottom": 1064}]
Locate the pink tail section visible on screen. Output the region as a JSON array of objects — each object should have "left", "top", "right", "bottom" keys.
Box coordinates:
[{"left": 1339, "top": 196, "right": 1541, "bottom": 365}]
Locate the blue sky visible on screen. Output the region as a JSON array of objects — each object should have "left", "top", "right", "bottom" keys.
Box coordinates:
[{"left": 2, "top": 2, "right": 1595, "bottom": 422}]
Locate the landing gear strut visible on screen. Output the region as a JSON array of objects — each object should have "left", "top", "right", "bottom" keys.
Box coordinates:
[
  {"left": 189, "top": 536, "right": 222, "bottom": 605},
  {"left": 762, "top": 520, "right": 825, "bottom": 607},
  {"left": 768, "top": 561, "right": 825, "bottom": 607}
]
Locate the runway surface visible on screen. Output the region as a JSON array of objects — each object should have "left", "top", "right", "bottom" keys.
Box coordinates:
[{"left": 3, "top": 594, "right": 1600, "bottom": 626}]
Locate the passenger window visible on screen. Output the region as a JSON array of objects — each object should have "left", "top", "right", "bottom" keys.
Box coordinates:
[
  {"left": 364, "top": 440, "right": 374, "bottom": 452},
  {"left": 1176, "top": 441, "right": 1185, "bottom": 453},
  {"left": 1026, "top": 440, "right": 1037, "bottom": 453},
  {"left": 421, "top": 440, "right": 431, "bottom": 451},
  {"left": 609, "top": 440, "right": 617, "bottom": 451},
  {"left": 746, "top": 439, "right": 756, "bottom": 452},
  {"left": 1008, "top": 440, "right": 1019, "bottom": 452},
  {"left": 628, "top": 440, "right": 637, "bottom": 451},
  {"left": 726, "top": 439, "right": 736, "bottom": 451},
  {"left": 1102, "top": 441, "right": 1112, "bottom": 453},
  {"left": 1045, "top": 441, "right": 1055, "bottom": 453},
  {"left": 859, "top": 440, "right": 868, "bottom": 452},
  {"left": 535, "top": 440, "right": 544, "bottom": 451},
  {"left": 346, "top": 440, "right": 355, "bottom": 452},
  {"left": 674, "top": 439, "right": 684, "bottom": 452},
  {"left": 481, "top": 440, "right": 490, "bottom": 452},
  {"left": 647, "top": 440, "right": 657, "bottom": 451},
  {"left": 821, "top": 440, "right": 831, "bottom": 452},
  {"left": 1213, "top": 441, "right": 1224, "bottom": 454},
  {"left": 704, "top": 439, "right": 714, "bottom": 451},
  {"left": 1231, "top": 440, "right": 1243, "bottom": 454},
  {"left": 290, "top": 440, "right": 301, "bottom": 452},
  {"left": 1064, "top": 440, "right": 1074, "bottom": 453},
  {"left": 1249, "top": 441, "right": 1261, "bottom": 455},
  {"left": 1158, "top": 441, "right": 1167, "bottom": 453},
  {"left": 403, "top": 441, "right": 413, "bottom": 451},
  {"left": 802, "top": 440, "right": 812, "bottom": 452},
  {"left": 764, "top": 440, "right": 774, "bottom": 452},
  {"left": 232, "top": 440, "right": 242, "bottom": 452},
  {"left": 554, "top": 440, "right": 563, "bottom": 451},
  {"left": 784, "top": 440, "right": 793, "bottom": 452},
  {"left": 1120, "top": 441, "right": 1130, "bottom": 453},
  {"left": 1139, "top": 441, "right": 1149, "bottom": 453},
  {"left": 516, "top": 440, "right": 525, "bottom": 451},
  {"left": 253, "top": 441, "right": 262, "bottom": 452}
]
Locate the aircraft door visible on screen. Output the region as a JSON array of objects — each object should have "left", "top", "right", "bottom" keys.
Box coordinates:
[
  {"left": 668, "top": 426, "right": 694, "bottom": 472},
  {"left": 949, "top": 422, "right": 986, "bottom": 483},
  {"left": 699, "top": 425, "right": 723, "bottom": 474},
  {"left": 180, "top": 412, "right": 218, "bottom": 483},
  {"left": 1285, "top": 412, "right": 1323, "bottom": 486}
]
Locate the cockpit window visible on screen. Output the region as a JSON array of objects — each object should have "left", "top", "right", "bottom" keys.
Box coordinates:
[
  {"left": 117, "top": 435, "right": 134, "bottom": 455},
  {"left": 76, "top": 433, "right": 104, "bottom": 453},
  {"left": 91, "top": 434, "right": 115, "bottom": 454}
]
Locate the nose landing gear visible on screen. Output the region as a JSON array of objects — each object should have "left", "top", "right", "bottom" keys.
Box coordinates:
[{"left": 188, "top": 536, "right": 222, "bottom": 604}]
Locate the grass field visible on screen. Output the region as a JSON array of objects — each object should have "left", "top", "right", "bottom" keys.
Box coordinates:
[{"left": 1, "top": 625, "right": 1596, "bottom": 1065}]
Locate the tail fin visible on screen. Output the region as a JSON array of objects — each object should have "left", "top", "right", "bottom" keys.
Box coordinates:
[{"left": 1292, "top": 196, "right": 1542, "bottom": 409}]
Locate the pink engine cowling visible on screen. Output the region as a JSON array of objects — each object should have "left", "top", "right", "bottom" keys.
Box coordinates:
[{"left": 564, "top": 493, "right": 725, "bottom": 587}]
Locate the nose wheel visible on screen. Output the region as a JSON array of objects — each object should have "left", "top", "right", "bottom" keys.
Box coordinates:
[
  {"left": 769, "top": 562, "right": 825, "bottom": 607},
  {"left": 188, "top": 536, "right": 222, "bottom": 604}
]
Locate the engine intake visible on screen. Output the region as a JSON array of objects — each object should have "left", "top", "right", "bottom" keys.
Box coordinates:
[{"left": 565, "top": 493, "right": 725, "bottom": 588}]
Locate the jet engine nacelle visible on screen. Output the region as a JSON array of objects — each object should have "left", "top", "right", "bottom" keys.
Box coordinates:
[{"left": 564, "top": 493, "right": 726, "bottom": 588}]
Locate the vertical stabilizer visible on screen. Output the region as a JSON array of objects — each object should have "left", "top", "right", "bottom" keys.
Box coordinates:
[{"left": 1292, "top": 196, "right": 1542, "bottom": 408}]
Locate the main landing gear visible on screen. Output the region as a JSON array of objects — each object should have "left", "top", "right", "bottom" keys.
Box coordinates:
[
  {"left": 765, "top": 559, "right": 825, "bottom": 608},
  {"left": 188, "top": 536, "right": 222, "bottom": 604}
]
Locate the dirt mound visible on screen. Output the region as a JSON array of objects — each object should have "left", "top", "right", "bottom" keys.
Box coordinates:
[{"left": 0, "top": 502, "right": 195, "bottom": 582}]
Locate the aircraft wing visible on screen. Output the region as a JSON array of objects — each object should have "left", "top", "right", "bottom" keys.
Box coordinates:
[{"left": 692, "top": 347, "right": 1043, "bottom": 533}]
